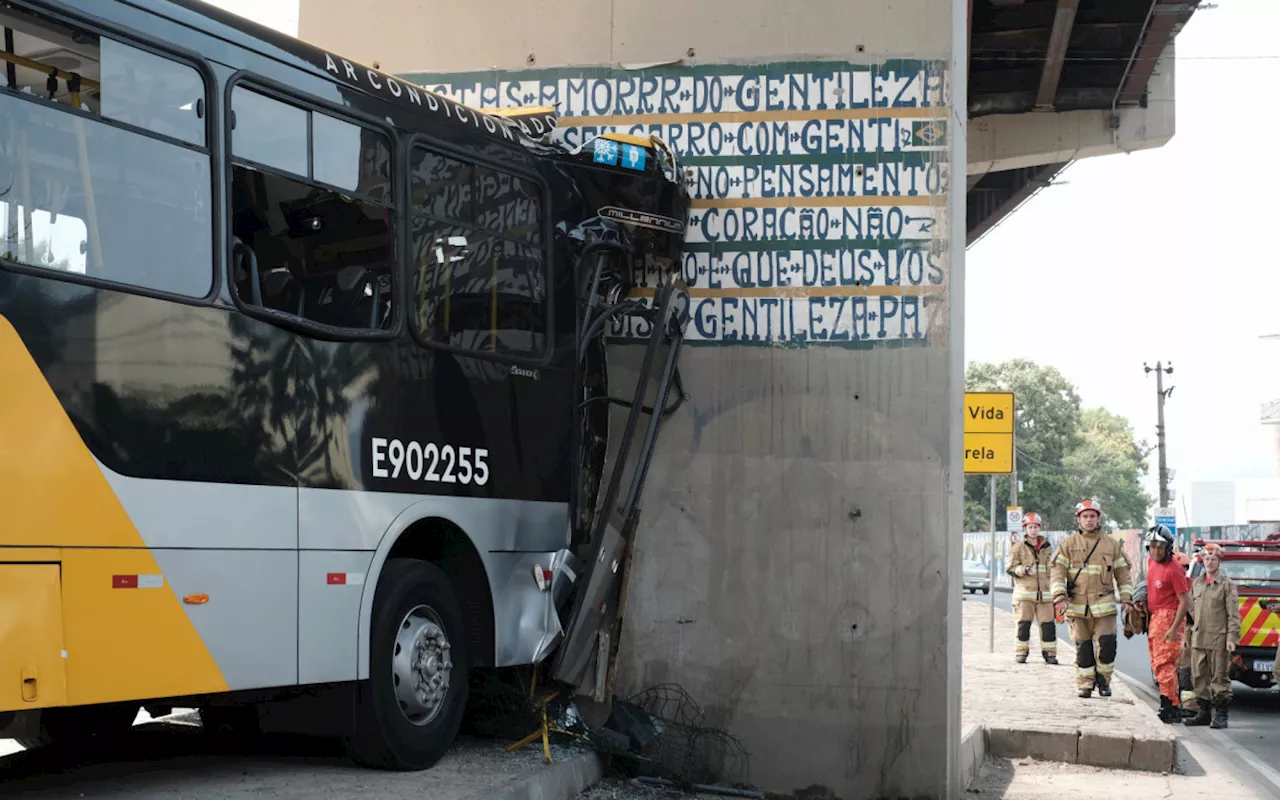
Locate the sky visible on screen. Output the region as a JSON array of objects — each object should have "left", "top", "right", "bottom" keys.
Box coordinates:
[
  {"left": 203, "top": 0, "right": 1279, "bottom": 515},
  {"left": 966, "top": 0, "right": 1280, "bottom": 512}
]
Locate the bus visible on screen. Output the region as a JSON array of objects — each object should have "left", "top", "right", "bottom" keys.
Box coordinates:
[{"left": 0, "top": 0, "right": 690, "bottom": 770}]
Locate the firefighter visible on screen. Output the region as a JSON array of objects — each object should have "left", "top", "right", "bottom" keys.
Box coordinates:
[
  {"left": 1006, "top": 512, "right": 1058, "bottom": 664},
  {"left": 1185, "top": 543, "right": 1240, "bottom": 728},
  {"left": 1051, "top": 499, "right": 1135, "bottom": 698},
  {"left": 1174, "top": 551, "right": 1198, "bottom": 719},
  {"left": 1143, "top": 525, "right": 1191, "bottom": 723}
]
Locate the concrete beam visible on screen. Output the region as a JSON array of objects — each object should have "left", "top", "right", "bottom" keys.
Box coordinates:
[
  {"left": 1034, "top": 0, "right": 1078, "bottom": 110},
  {"left": 966, "top": 160, "right": 1067, "bottom": 245},
  {"left": 968, "top": 38, "right": 1174, "bottom": 177},
  {"left": 1115, "top": 0, "right": 1189, "bottom": 107}
]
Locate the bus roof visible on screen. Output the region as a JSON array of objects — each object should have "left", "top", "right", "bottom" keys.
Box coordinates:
[{"left": 144, "top": 0, "right": 563, "bottom": 145}]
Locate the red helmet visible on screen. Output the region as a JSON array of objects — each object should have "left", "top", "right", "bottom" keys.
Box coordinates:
[
  {"left": 1175, "top": 552, "right": 1190, "bottom": 567},
  {"left": 1022, "top": 512, "right": 1043, "bottom": 528},
  {"left": 1075, "top": 499, "right": 1102, "bottom": 517}
]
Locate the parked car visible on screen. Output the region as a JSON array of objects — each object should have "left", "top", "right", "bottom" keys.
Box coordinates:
[{"left": 963, "top": 559, "right": 991, "bottom": 594}]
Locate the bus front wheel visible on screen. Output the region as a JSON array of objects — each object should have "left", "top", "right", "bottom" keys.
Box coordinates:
[{"left": 347, "top": 558, "right": 468, "bottom": 770}]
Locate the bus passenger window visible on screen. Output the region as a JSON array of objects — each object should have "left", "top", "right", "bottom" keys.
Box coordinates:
[
  {"left": 100, "top": 38, "right": 206, "bottom": 146},
  {"left": 229, "top": 87, "right": 395, "bottom": 333},
  {"left": 0, "top": 7, "right": 212, "bottom": 297},
  {"left": 313, "top": 113, "right": 392, "bottom": 204},
  {"left": 409, "top": 148, "right": 547, "bottom": 360},
  {"left": 231, "top": 88, "right": 307, "bottom": 176}
]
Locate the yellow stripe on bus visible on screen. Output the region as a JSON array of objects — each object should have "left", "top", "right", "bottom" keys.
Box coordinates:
[{"left": 0, "top": 314, "right": 228, "bottom": 710}]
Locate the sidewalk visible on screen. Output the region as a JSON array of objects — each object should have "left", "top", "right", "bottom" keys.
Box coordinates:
[
  {"left": 963, "top": 597, "right": 1175, "bottom": 771},
  {"left": 962, "top": 599, "right": 1261, "bottom": 798},
  {"left": 967, "top": 754, "right": 1261, "bottom": 799}
]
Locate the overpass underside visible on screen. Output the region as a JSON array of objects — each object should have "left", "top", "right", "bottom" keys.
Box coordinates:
[
  {"left": 297, "top": 0, "right": 1197, "bottom": 796},
  {"left": 967, "top": 0, "right": 1197, "bottom": 245}
]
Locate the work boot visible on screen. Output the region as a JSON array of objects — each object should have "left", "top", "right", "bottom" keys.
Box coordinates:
[
  {"left": 1016, "top": 654, "right": 1028, "bottom": 664},
  {"left": 1210, "top": 696, "right": 1229, "bottom": 729},
  {"left": 1095, "top": 675, "right": 1112, "bottom": 697},
  {"left": 1158, "top": 695, "right": 1179, "bottom": 724},
  {"left": 1043, "top": 652, "right": 1059, "bottom": 665},
  {"left": 1078, "top": 686, "right": 1092, "bottom": 698},
  {"left": 1184, "top": 698, "right": 1212, "bottom": 726}
]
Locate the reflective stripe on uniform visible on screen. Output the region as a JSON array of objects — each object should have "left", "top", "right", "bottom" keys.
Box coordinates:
[
  {"left": 1051, "top": 581, "right": 1067, "bottom": 597},
  {"left": 1079, "top": 564, "right": 1103, "bottom": 575},
  {"left": 1076, "top": 665, "right": 1096, "bottom": 679},
  {"left": 1097, "top": 661, "right": 1115, "bottom": 676},
  {"left": 1013, "top": 590, "right": 1042, "bottom": 602},
  {"left": 1114, "top": 555, "right": 1129, "bottom": 570},
  {"left": 1015, "top": 641, "right": 1029, "bottom": 654},
  {"left": 1091, "top": 601, "right": 1118, "bottom": 615}
]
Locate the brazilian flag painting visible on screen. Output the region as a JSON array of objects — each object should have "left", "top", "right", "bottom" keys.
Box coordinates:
[{"left": 911, "top": 120, "right": 947, "bottom": 147}]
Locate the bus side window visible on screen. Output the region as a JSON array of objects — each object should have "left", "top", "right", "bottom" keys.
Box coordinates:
[
  {"left": 408, "top": 147, "right": 546, "bottom": 359},
  {"left": 229, "top": 87, "right": 395, "bottom": 332},
  {"left": 0, "top": 7, "right": 211, "bottom": 298}
]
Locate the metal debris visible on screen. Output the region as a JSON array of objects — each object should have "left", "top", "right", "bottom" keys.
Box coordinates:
[{"left": 587, "top": 683, "right": 753, "bottom": 791}]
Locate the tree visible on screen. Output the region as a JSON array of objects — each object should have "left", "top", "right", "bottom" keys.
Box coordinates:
[
  {"left": 966, "top": 359, "right": 1083, "bottom": 530},
  {"left": 964, "top": 359, "right": 1151, "bottom": 531},
  {"left": 1063, "top": 408, "right": 1153, "bottom": 529}
]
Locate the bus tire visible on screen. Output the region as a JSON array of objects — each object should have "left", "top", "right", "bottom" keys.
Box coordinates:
[{"left": 347, "top": 558, "right": 468, "bottom": 770}]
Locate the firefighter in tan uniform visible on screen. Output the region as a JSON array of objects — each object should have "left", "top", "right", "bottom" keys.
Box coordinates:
[
  {"left": 1006, "top": 513, "right": 1058, "bottom": 664},
  {"left": 1186, "top": 543, "right": 1241, "bottom": 728},
  {"left": 1174, "top": 551, "right": 1199, "bottom": 719},
  {"left": 1050, "top": 499, "right": 1135, "bottom": 698}
]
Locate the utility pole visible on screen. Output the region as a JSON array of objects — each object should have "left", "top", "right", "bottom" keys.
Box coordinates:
[
  {"left": 1009, "top": 447, "right": 1018, "bottom": 507},
  {"left": 1144, "top": 361, "right": 1175, "bottom": 507}
]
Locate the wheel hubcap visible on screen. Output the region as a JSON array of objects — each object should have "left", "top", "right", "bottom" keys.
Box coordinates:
[{"left": 392, "top": 605, "right": 452, "bottom": 726}]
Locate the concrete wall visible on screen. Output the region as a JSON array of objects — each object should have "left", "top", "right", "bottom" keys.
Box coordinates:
[{"left": 299, "top": 3, "right": 967, "bottom": 797}]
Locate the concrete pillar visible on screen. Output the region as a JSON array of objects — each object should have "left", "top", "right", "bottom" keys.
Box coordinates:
[{"left": 301, "top": 3, "right": 967, "bottom": 796}]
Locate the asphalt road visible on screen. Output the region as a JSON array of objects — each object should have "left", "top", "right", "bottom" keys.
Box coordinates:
[
  {"left": 0, "top": 716, "right": 588, "bottom": 798},
  {"left": 982, "top": 589, "right": 1280, "bottom": 783}
]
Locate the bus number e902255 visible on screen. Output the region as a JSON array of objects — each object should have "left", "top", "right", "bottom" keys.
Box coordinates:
[{"left": 370, "top": 438, "right": 490, "bottom": 486}]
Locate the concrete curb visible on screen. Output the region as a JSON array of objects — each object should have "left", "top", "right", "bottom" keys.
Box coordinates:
[
  {"left": 960, "top": 724, "right": 987, "bottom": 791},
  {"left": 462, "top": 750, "right": 605, "bottom": 800},
  {"left": 983, "top": 723, "right": 1175, "bottom": 773}
]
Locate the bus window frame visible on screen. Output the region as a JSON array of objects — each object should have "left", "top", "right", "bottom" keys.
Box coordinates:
[
  {"left": 403, "top": 132, "right": 556, "bottom": 369},
  {"left": 222, "top": 70, "right": 405, "bottom": 342},
  {"left": 0, "top": 0, "right": 222, "bottom": 306}
]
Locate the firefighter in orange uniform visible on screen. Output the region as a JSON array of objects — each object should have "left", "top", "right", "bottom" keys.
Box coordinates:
[
  {"left": 1051, "top": 499, "right": 1135, "bottom": 698},
  {"left": 1006, "top": 512, "right": 1058, "bottom": 664},
  {"left": 1143, "top": 524, "right": 1192, "bottom": 723}
]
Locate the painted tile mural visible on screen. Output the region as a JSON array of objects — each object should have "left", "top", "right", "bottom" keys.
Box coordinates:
[{"left": 401, "top": 60, "right": 953, "bottom": 348}]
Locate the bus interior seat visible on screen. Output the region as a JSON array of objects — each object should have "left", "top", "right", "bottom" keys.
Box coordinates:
[{"left": 300, "top": 264, "right": 381, "bottom": 329}]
